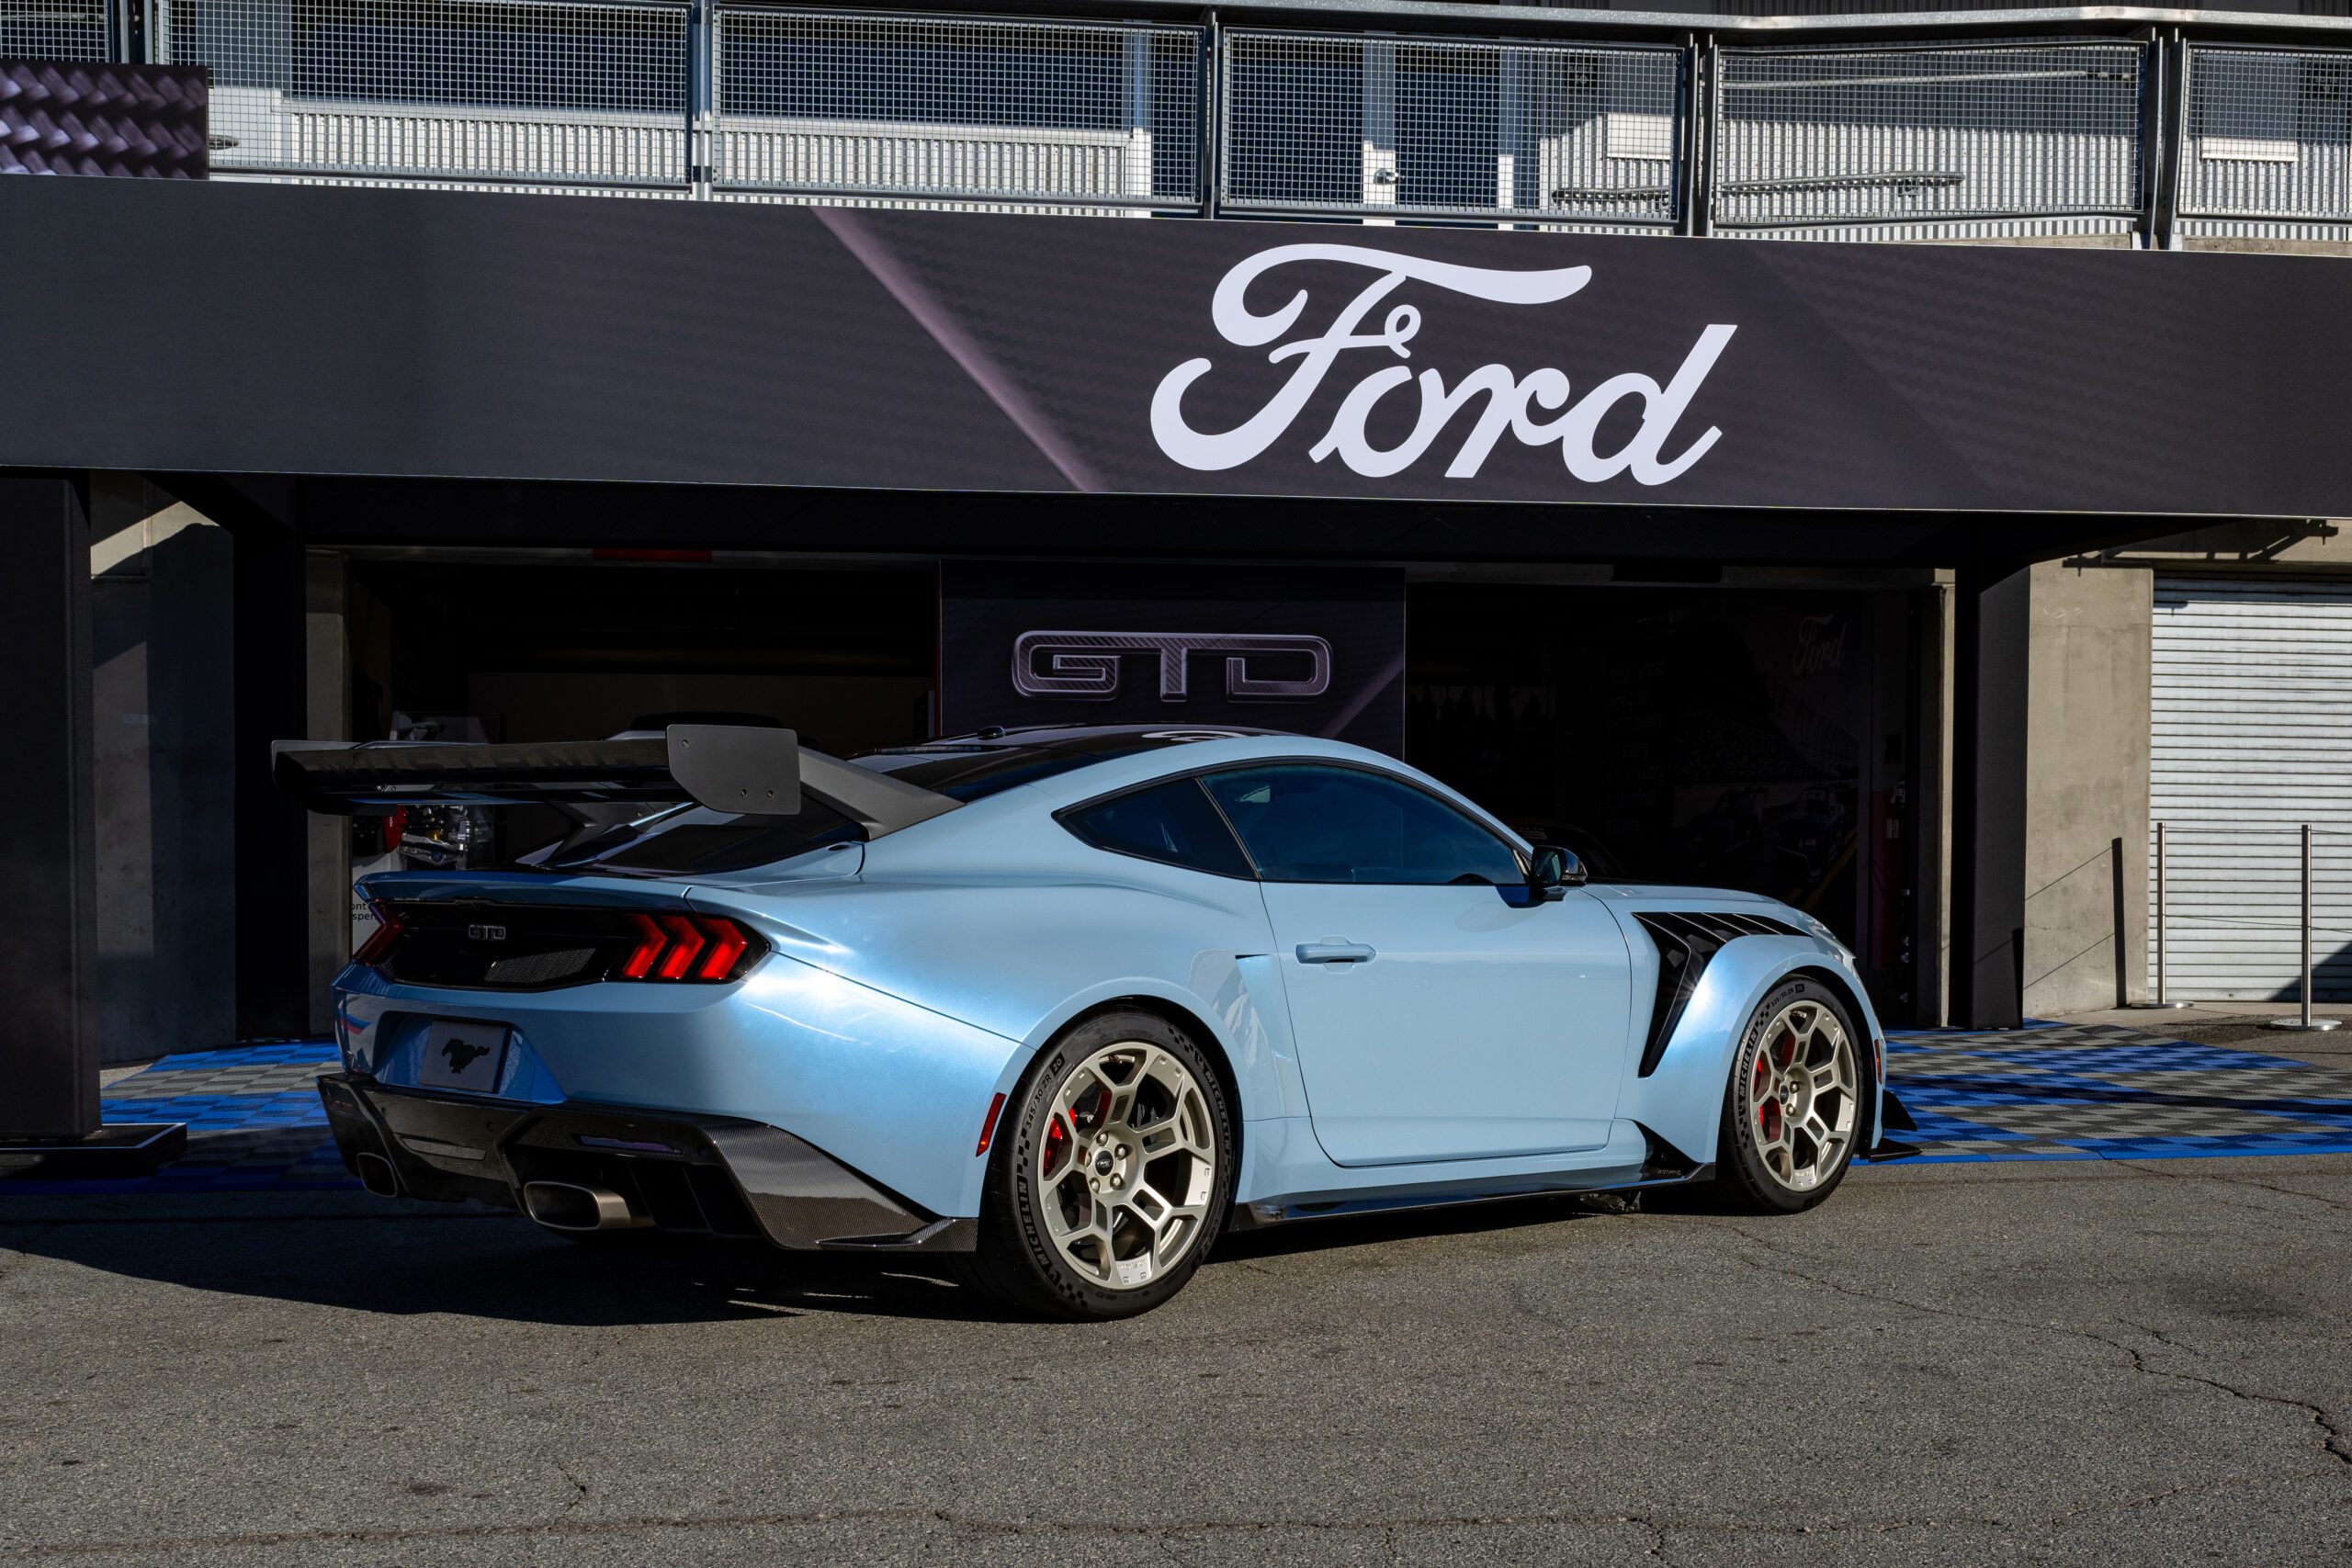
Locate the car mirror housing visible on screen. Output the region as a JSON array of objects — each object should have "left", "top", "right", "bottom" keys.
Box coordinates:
[{"left": 1531, "top": 842, "right": 1588, "bottom": 898}]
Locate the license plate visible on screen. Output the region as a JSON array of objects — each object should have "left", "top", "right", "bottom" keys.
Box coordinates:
[{"left": 419, "top": 1020, "right": 509, "bottom": 1095}]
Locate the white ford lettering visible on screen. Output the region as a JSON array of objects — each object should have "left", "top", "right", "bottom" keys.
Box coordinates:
[{"left": 1149, "top": 243, "right": 1736, "bottom": 485}]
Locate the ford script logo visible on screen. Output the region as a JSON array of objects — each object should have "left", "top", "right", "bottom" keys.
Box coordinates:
[
  {"left": 1012, "top": 631, "right": 1330, "bottom": 701},
  {"left": 1150, "top": 244, "right": 1735, "bottom": 486}
]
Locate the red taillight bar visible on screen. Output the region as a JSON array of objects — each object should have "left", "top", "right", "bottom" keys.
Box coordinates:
[
  {"left": 695, "top": 919, "right": 749, "bottom": 982},
  {"left": 353, "top": 901, "right": 404, "bottom": 969},
  {"left": 653, "top": 913, "right": 706, "bottom": 980},
  {"left": 618, "top": 912, "right": 666, "bottom": 980},
  {"left": 616, "top": 913, "right": 761, "bottom": 985}
]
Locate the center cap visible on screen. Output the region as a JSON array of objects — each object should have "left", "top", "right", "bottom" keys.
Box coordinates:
[{"left": 1094, "top": 1151, "right": 1115, "bottom": 1176}]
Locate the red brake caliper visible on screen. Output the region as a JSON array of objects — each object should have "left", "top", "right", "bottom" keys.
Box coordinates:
[{"left": 1041, "top": 1112, "right": 1069, "bottom": 1179}]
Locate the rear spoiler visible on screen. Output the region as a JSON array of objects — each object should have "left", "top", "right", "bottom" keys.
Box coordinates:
[{"left": 271, "top": 725, "right": 959, "bottom": 837}]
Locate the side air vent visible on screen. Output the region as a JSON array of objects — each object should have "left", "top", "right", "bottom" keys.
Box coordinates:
[{"left": 1632, "top": 911, "right": 1804, "bottom": 1077}]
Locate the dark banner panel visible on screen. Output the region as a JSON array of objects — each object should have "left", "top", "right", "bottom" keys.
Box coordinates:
[
  {"left": 1, "top": 62, "right": 208, "bottom": 179},
  {"left": 5, "top": 176, "right": 2352, "bottom": 518},
  {"left": 940, "top": 562, "right": 1405, "bottom": 756}
]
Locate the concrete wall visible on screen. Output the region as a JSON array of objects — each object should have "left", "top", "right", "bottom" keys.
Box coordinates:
[
  {"left": 89, "top": 479, "right": 237, "bottom": 1064},
  {"left": 2021, "top": 559, "right": 2152, "bottom": 1015}
]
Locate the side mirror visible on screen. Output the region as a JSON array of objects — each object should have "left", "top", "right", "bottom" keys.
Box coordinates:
[{"left": 1529, "top": 842, "right": 1588, "bottom": 900}]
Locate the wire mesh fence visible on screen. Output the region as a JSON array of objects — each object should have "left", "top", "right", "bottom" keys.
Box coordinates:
[
  {"left": 152, "top": 0, "right": 688, "bottom": 186},
  {"left": 1713, "top": 39, "right": 2143, "bottom": 228},
  {"left": 2180, "top": 44, "right": 2352, "bottom": 222},
  {"left": 1218, "top": 28, "right": 1684, "bottom": 225},
  {"left": 27, "top": 9, "right": 2352, "bottom": 229},
  {"left": 1, "top": 0, "right": 110, "bottom": 60},
  {"left": 709, "top": 9, "right": 1200, "bottom": 209}
]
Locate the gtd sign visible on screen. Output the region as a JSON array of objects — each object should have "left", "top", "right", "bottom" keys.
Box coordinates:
[{"left": 1012, "top": 631, "right": 1332, "bottom": 701}]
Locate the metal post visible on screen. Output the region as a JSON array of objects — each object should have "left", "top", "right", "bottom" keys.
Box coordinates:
[
  {"left": 2268, "top": 823, "right": 2340, "bottom": 1031},
  {"left": 2133, "top": 819, "right": 2188, "bottom": 1008}
]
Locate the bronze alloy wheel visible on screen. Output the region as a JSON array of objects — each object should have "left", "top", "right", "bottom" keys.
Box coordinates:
[
  {"left": 1713, "top": 977, "right": 1868, "bottom": 1214},
  {"left": 960, "top": 1010, "right": 1235, "bottom": 1320}
]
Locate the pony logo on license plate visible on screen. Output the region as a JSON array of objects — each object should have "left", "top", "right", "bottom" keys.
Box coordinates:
[{"left": 420, "top": 1020, "right": 509, "bottom": 1094}]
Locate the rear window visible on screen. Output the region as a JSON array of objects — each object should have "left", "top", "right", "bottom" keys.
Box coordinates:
[{"left": 1062, "top": 778, "right": 1254, "bottom": 879}]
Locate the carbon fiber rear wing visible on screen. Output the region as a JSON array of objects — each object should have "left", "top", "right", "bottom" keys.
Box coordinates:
[{"left": 271, "top": 725, "right": 959, "bottom": 836}]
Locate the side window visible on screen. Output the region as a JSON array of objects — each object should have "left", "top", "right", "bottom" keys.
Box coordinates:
[
  {"left": 1062, "top": 777, "right": 1255, "bottom": 880},
  {"left": 1202, "top": 764, "right": 1524, "bottom": 886}
]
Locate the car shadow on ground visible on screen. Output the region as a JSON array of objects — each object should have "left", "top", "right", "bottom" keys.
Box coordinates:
[{"left": 0, "top": 1187, "right": 1640, "bottom": 1326}]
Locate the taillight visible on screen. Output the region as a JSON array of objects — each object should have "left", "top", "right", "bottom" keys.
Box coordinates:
[
  {"left": 618, "top": 913, "right": 665, "bottom": 979},
  {"left": 353, "top": 901, "right": 404, "bottom": 969},
  {"left": 616, "top": 914, "right": 762, "bottom": 985}
]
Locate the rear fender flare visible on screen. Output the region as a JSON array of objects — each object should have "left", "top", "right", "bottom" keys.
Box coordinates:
[{"left": 999, "top": 962, "right": 1306, "bottom": 1210}]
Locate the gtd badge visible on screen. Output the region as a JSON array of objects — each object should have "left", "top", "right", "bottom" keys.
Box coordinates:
[
  {"left": 1012, "top": 632, "right": 1331, "bottom": 701},
  {"left": 467, "top": 923, "right": 507, "bottom": 942}
]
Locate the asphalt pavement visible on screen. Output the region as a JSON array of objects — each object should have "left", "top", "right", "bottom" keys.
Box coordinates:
[{"left": 4, "top": 1142, "right": 2348, "bottom": 1566}]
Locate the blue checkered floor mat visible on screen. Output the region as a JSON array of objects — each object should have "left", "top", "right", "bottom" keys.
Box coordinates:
[
  {"left": 1871, "top": 1022, "right": 2352, "bottom": 1164},
  {"left": 6, "top": 1024, "right": 2351, "bottom": 1195}
]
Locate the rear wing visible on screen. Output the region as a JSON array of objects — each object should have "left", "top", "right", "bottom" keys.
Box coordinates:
[{"left": 271, "top": 725, "right": 959, "bottom": 837}]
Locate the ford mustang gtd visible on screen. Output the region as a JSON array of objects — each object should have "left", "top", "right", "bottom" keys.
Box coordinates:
[{"left": 277, "top": 725, "right": 1888, "bottom": 1320}]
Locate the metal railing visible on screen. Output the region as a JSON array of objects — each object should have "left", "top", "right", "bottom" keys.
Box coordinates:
[
  {"left": 1217, "top": 28, "right": 1685, "bottom": 227},
  {"left": 709, "top": 9, "right": 1200, "bottom": 209},
  {"left": 17, "top": 1, "right": 2352, "bottom": 242},
  {"left": 1713, "top": 39, "right": 2145, "bottom": 231},
  {"left": 2, "top": 0, "right": 110, "bottom": 61},
  {"left": 2147, "top": 820, "right": 2352, "bottom": 1009},
  {"left": 2179, "top": 42, "right": 2352, "bottom": 228},
  {"left": 155, "top": 0, "right": 690, "bottom": 186}
]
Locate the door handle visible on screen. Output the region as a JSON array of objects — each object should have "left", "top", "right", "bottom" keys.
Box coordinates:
[{"left": 1296, "top": 941, "right": 1376, "bottom": 964}]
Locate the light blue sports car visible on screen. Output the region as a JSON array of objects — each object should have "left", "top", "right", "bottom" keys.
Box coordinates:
[{"left": 278, "top": 724, "right": 1888, "bottom": 1320}]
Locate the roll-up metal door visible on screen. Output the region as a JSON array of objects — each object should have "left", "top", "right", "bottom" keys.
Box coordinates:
[{"left": 2151, "top": 576, "right": 2352, "bottom": 1000}]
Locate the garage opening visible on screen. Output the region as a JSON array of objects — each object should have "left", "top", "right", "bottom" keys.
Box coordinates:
[{"left": 1406, "top": 580, "right": 1925, "bottom": 1015}]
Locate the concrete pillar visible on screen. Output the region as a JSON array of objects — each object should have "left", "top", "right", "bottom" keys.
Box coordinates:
[
  {"left": 2022, "top": 559, "right": 2152, "bottom": 1014},
  {"left": 89, "top": 478, "right": 237, "bottom": 1063},
  {"left": 1951, "top": 564, "right": 2030, "bottom": 1030},
  {"left": 305, "top": 550, "right": 352, "bottom": 1032},
  {"left": 0, "top": 476, "right": 99, "bottom": 1138}
]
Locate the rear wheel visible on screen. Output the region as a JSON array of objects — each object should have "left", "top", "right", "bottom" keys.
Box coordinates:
[
  {"left": 961, "top": 1010, "right": 1234, "bottom": 1321},
  {"left": 1712, "top": 978, "right": 1866, "bottom": 1215}
]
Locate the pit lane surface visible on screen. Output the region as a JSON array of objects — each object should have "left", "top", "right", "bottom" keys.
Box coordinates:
[{"left": 3, "top": 1151, "right": 2348, "bottom": 1565}]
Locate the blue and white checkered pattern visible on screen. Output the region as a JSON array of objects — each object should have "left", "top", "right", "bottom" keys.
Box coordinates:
[
  {"left": 5, "top": 1023, "right": 2349, "bottom": 1194},
  {"left": 1871, "top": 1023, "right": 2352, "bottom": 1164}
]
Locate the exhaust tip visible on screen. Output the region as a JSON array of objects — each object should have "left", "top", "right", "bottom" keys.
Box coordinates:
[
  {"left": 354, "top": 1152, "right": 400, "bottom": 1198},
  {"left": 522, "top": 1179, "right": 650, "bottom": 1233}
]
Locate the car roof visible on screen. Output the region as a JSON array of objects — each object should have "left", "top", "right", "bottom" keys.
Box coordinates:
[{"left": 849, "top": 725, "right": 1293, "bottom": 802}]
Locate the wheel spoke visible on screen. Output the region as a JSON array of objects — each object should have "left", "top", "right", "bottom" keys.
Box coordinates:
[
  {"left": 1745, "top": 999, "right": 1860, "bottom": 1194},
  {"left": 1030, "top": 1038, "right": 1218, "bottom": 1292}
]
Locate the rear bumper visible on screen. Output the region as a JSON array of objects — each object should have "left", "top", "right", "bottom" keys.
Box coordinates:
[{"left": 317, "top": 1074, "right": 976, "bottom": 1253}]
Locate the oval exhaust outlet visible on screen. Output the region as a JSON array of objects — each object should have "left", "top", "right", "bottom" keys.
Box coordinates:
[
  {"left": 354, "top": 1152, "right": 400, "bottom": 1198},
  {"left": 522, "top": 1180, "right": 650, "bottom": 1232}
]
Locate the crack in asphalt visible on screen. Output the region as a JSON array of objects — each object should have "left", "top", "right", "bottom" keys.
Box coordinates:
[
  {"left": 1717, "top": 1226, "right": 2352, "bottom": 1472},
  {"left": 2109, "top": 1159, "right": 2352, "bottom": 1218}
]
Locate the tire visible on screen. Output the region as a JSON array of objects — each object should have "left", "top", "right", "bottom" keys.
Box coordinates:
[
  {"left": 1711, "top": 977, "right": 1870, "bottom": 1215},
  {"left": 959, "top": 1010, "right": 1236, "bottom": 1321}
]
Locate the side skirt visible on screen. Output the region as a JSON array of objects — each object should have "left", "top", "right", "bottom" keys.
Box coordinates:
[{"left": 1227, "top": 1152, "right": 1713, "bottom": 1232}]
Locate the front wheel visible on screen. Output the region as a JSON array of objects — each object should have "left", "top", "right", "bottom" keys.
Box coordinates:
[
  {"left": 959, "top": 1010, "right": 1234, "bottom": 1321},
  {"left": 1712, "top": 978, "right": 1868, "bottom": 1215}
]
